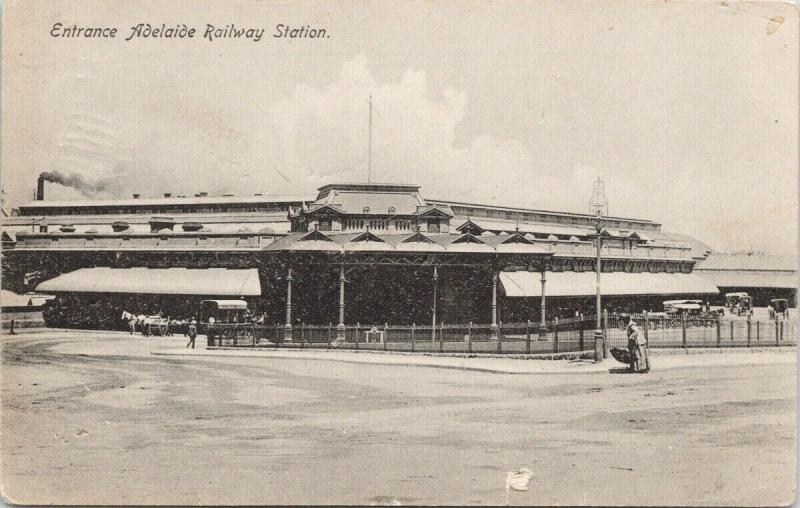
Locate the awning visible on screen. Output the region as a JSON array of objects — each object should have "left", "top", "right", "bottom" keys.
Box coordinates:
[
  {"left": 1, "top": 290, "right": 32, "bottom": 307},
  {"left": 201, "top": 299, "right": 249, "bottom": 310},
  {"left": 500, "top": 271, "right": 719, "bottom": 297},
  {"left": 693, "top": 269, "right": 797, "bottom": 289},
  {"left": 36, "top": 268, "right": 261, "bottom": 296}
]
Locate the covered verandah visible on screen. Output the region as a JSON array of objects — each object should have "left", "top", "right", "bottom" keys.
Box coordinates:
[{"left": 264, "top": 229, "right": 553, "bottom": 341}]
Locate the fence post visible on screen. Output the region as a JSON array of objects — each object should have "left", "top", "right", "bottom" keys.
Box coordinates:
[
  {"left": 756, "top": 320, "right": 760, "bottom": 341},
  {"left": 328, "top": 323, "right": 332, "bottom": 349},
  {"left": 300, "top": 323, "right": 305, "bottom": 349},
  {"left": 579, "top": 313, "right": 584, "bottom": 351},
  {"left": 356, "top": 322, "right": 360, "bottom": 350},
  {"left": 525, "top": 320, "right": 531, "bottom": 354},
  {"left": 468, "top": 322, "right": 473, "bottom": 354},
  {"left": 716, "top": 318, "right": 721, "bottom": 348},
  {"left": 602, "top": 309, "right": 608, "bottom": 359},
  {"left": 681, "top": 314, "right": 687, "bottom": 349},
  {"left": 779, "top": 320, "right": 784, "bottom": 344},
  {"left": 439, "top": 322, "right": 444, "bottom": 353},
  {"left": 553, "top": 317, "right": 559, "bottom": 353},
  {"left": 746, "top": 316, "right": 751, "bottom": 347},
  {"left": 643, "top": 311, "right": 649, "bottom": 343},
  {"left": 384, "top": 322, "right": 388, "bottom": 351},
  {"left": 775, "top": 320, "right": 779, "bottom": 346},
  {"left": 411, "top": 323, "right": 416, "bottom": 352},
  {"left": 497, "top": 322, "right": 503, "bottom": 354},
  {"left": 9, "top": 320, "right": 15, "bottom": 335},
  {"left": 253, "top": 324, "right": 257, "bottom": 347},
  {"left": 233, "top": 325, "right": 238, "bottom": 347}
]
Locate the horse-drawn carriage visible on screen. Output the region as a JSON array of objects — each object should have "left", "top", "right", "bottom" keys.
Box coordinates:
[
  {"left": 201, "top": 300, "right": 255, "bottom": 346},
  {"left": 725, "top": 292, "right": 752, "bottom": 316},
  {"left": 769, "top": 298, "right": 790, "bottom": 319}
]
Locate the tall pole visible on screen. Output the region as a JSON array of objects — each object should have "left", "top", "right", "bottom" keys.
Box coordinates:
[
  {"left": 432, "top": 265, "right": 438, "bottom": 341},
  {"left": 337, "top": 263, "right": 346, "bottom": 342},
  {"left": 490, "top": 269, "right": 499, "bottom": 338},
  {"left": 594, "top": 222, "right": 605, "bottom": 362},
  {"left": 284, "top": 267, "right": 293, "bottom": 342},
  {"left": 539, "top": 269, "right": 547, "bottom": 340},
  {"left": 368, "top": 95, "right": 373, "bottom": 183},
  {"left": 596, "top": 231, "right": 602, "bottom": 326}
]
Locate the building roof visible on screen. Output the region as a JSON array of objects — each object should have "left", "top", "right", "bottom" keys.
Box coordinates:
[
  {"left": 696, "top": 253, "right": 797, "bottom": 271},
  {"left": 428, "top": 198, "right": 659, "bottom": 225},
  {"left": 315, "top": 190, "right": 425, "bottom": 215},
  {"left": 20, "top": 194, "right": 306, "bottom": 209}
]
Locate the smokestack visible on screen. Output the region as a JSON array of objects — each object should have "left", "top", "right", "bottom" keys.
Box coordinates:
[
  {"left": 37, "top": 176, "right": 45, "bottom": 201},
  {"left": 132, "top": 193, "right": 141, "bottom": 199}
]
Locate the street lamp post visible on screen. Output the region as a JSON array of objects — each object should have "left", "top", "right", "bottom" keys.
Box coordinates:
[
  {"left": 593, "top": 220, "right": 605, "bottom": 362},
  {"left": 590, "top": 177, "right": 609, "bottom": 363}
]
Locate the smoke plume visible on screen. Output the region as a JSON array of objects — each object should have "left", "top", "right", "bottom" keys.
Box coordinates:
[{"left": 39, "top": 171, "right": 112, "bottom": 197}]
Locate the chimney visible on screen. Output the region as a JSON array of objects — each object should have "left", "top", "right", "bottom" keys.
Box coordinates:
[
  {"left": 163, "top": 193, "right": 172, "bottom": 198},
  {"left": 36, "top": 176, "right": 45, "bottom": 201},
  {"left": 132, "top": 193, "right": 141, "bottom": 199}
]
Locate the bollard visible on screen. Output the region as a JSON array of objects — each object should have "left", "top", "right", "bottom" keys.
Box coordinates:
[
  {"left": 775, "top": 320, "right": 780, "bottom": 346},
  {"left": 468, "top": 322, "right": 473, "bottom": 354},
  {"left": 730, "top": 321, "right": 734, "bottom": 344},
  {"left": 411, "top": 323, "right": 416, "bottom": 352},
  {"left": 681, "top": 314, "right": 687, "bottom": 349},
  {"left": 525, "top": 320, "right": 531, "bottom": 354},
  {"left": 716, "top": 319, "right": 721, "bottom": 348},
  {"left": 594, "top": 330, "right": 604, "bottom": 363},
  {"left": 579, "top": 313, "right": 585, "bottom": 351},
  {"left": 747, "top": 318, "right": 751, "bottom": 348},
  {"left": 253, "top": 324, "right": 257, "bottom": 347},
  {"left": 553, "top": 317, "right": 559, "bottom": 353},
  {"left": 780, "top": 320, "right": 784, "bottom": 343}
]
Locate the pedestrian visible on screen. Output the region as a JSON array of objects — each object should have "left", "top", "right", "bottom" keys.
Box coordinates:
[
  {"left": 186, "top": 319, "right": 197, "bottom": 349},
  {"left": 625, "top": 315, "right": 650, "bottom": 373}
]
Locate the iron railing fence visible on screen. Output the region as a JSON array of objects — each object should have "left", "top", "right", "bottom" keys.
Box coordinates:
[{"left": 202, "top": 315, "right": 796, "bottom": 352}]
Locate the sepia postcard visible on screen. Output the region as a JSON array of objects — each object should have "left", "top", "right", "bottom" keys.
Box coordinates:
[{"left": 1, "top": 0, "right": 797, "bottom": 505}]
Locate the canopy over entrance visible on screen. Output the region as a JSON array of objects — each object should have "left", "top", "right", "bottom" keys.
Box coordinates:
[
  {"left": 36, "top": 267, "right": 261, "bottom": 296},
  {"left": 500, "top": 271, "right": 718, "bottom": 297}
]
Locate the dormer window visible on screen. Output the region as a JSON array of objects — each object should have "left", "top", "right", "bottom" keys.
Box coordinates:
[{"left": 363, "top": 206, "right": 370, "bottom": 213}]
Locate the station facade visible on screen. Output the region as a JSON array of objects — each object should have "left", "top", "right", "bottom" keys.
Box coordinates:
[{"left": 2, "top": 181, "right": 722, "bottom": 336}]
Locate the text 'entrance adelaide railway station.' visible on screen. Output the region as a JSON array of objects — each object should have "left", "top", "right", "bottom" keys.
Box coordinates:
[{"left": 3, "top": 178, "right": 753, "bottom": 344}]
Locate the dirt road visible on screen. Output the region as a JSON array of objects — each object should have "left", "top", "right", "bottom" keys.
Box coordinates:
[{"left": 1, "top": 331, "right": 795, "bottom": 505}]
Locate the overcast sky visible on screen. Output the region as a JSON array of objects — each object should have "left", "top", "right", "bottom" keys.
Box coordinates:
[{"left": 3, "top": 0, "right": 797, "bottom": 254}]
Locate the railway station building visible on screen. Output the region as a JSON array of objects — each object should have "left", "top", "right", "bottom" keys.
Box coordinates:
[{"left": 2, "top": 179, "right": 779, "bottom": 337}]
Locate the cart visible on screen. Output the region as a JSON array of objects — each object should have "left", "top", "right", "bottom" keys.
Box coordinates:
[{"left": 142, "top": 315, "right": 169, "bottom": 336}]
